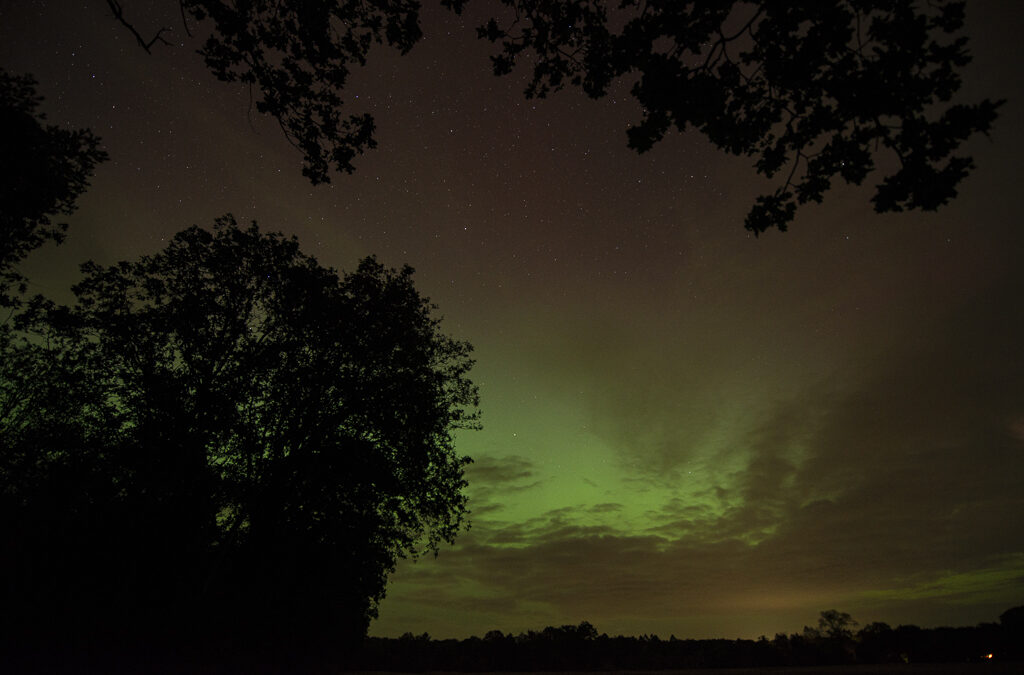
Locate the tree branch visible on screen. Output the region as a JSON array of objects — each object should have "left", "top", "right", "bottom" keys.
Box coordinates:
[
  {"left": 179, "top": 0, "right": 193, "bottom": 38},
  {"left": 105, "top": 0, "right": 173, "bottom": 53}
]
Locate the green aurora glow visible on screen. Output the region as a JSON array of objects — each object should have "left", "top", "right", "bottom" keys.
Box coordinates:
[{"left": 2, "top": 0, "right": 1022, "bottom": 640}]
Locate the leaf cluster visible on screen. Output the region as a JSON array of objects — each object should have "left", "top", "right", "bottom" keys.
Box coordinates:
[
  {"left": 99, "top": 2, "right": 1002, "bottom": 232},
  {"left": 183, "top": 0, "right": 423, "bottom": 183},
  {"left": 0, "top": 69, "right": 107, "bottom": 306},
  {"left": 1, "top": 217, "right": 479, "bottom": 645},
  {"left": 473, "top": 0, "right": 1003, "bottom": 232}
]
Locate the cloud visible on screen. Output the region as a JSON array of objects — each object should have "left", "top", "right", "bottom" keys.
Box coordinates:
[
  {"left": 463, "top": 454, "right": 544, "bottom": 518},
  {"left": 858, "top": 554, "right": 1024, "bottom": 604},
  {"left": 465, "top": 454, "right": 538, "bottom": 488},
  {"left": 380, "top": 506, "right": 1024, "bottom": 640},
  {"left": 589, "top": 502, "right": 624, "bottom": 513},
  {"left": 376, "top": 272, "right": 1024, "bottom": 639},
  {"left": 381, "top": 524, "right": 876, "bottom": 639}
]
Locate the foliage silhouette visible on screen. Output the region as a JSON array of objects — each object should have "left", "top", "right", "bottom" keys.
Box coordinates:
[
  {"left": 110, "top": 0, "right": 424, "bottom": 184},
  {"left": 355, "top": 610, "right": 1022, "bottom": 671},
  {"left": 1000, "top": 605, "right": 1024, "bottom": 660},
  {"left": 855, "top": 620, "right": 899, "bottom": 663},
  {"left": 106, "top": 1, "right": 1000, "bottom": 231},
  {"left": 814, "top": 608, "right": 859, "bottom": 662},
  {"left": 472, "top": 0, "right": 1003, "bottom": 232},
  {"left": 0, "top": 68, "right": 107, "bottom": 307},
  {"left": 818, "top": 608, "right": 858, "bottom": 640},
  {"left": 0, "top": 217, "right": 479, "bottom": 657}
]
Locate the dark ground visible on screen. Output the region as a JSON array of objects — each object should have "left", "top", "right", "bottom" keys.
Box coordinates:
[{"left": 355, "top": 665, "right": 1022, "bottom": 675}]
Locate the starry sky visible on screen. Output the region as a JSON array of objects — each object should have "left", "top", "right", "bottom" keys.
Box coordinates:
[{"left": 3, "top": 0, "right": 1023, "bottom": 640}]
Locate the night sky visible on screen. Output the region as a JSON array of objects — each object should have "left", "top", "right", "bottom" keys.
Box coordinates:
[{"left": 3, "top": 0, "right": 1023, "bottom": 640}]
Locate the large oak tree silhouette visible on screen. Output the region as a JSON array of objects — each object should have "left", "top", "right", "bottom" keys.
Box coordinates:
[{"left": 0, "top": 217, "right": 479, "bottom": 660}]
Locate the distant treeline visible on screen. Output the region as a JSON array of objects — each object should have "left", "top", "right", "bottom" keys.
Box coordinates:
[{"left": 356, "top": 607, "right": 1024, "bottom": 671}]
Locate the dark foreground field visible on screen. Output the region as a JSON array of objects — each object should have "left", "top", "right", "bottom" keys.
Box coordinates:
[{"left": 357, "top": 665, "right": 1021, "bottom": 675}]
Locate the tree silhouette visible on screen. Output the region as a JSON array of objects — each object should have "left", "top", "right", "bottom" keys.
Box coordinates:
[
  {"left": 0, "top": 68, "right": 107, "bottom": 307},
  {"left": 856, "top": 621, "right": 898, "bottom": 663},
  {"left": 818, "top": 608, "right": 858, "bottom": 640},
  {"left": 0, "top": 217, "right": 479, "bottom": 657},
  {"left": 106, "top": 0, "right": 424, "bottom": 184},
  {"left": 816, "top": 608, "right": 858, "bottom": 663},
  {"left": 357, "top": 609, "right": 1019, "bottom": 670},
  {"left": 1000, "top": 605, "right": 1024, "bottom": 660},
  {"left": 473, "top": 0, "right": 1002, "bottom": 232},
  {"left": 103, "top": 1, "right": 1000, "bottom": 231}
]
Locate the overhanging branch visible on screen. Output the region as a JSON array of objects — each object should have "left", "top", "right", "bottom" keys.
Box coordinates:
[{"left": 105, "top": 0, "right": 173, "bottom": 53}]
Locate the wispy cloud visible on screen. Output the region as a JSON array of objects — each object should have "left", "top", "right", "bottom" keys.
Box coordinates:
[{"left": 378, "top": 274, "right": 1024, "bottom": 640}]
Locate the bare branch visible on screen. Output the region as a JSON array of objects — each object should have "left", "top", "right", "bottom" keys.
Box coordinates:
[
  {"left": 105, "top": 0, "right": 173, "bottom": 53},
  {"left": 179, "top": 0, "right": 194, "bottom": 38}
]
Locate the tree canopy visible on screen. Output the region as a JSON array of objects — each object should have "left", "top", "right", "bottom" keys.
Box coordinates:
[
  {"left": 0, "top": 217, "right": 479, "bottom": 656},
  {"left": 818, "top": 609, "right": 858, "bottom": 640},
  {"left": 104, "top": 0, "right": 424, "bottom": 183},
  {"left": 474, "top": 0, "right": 1002, "bottom": 232},
  {"left": 355, "top": 610, "right": 1020, "bottom": 670},
  {"left": 0, "top": 68, "right": 107, "bottom": 306},
  {"left": 107, "top": 0, "right": 1001, "bottom": 232}
]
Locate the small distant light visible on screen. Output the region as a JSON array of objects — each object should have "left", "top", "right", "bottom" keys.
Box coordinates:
[{"left": 983, "top": 653, "right": 994, "bottom": 660}]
